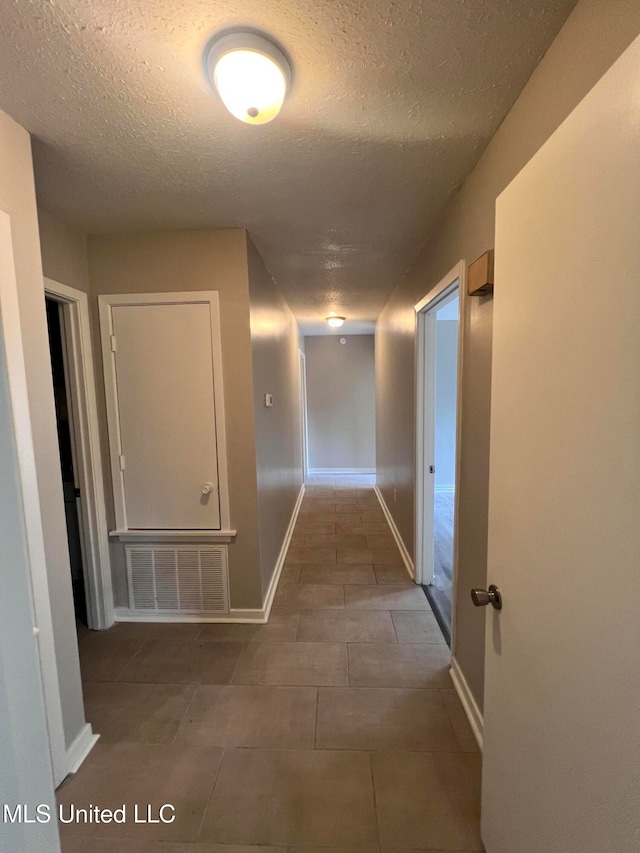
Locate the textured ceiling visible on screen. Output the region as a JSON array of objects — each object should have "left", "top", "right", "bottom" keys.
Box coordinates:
[{"left": 0, "top": 0, "right": 575, "bottom": 333}]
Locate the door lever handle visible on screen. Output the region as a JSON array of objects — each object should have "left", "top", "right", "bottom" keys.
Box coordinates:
[{"left": 471, "top": 585, "right": 502, "bottom": 610}]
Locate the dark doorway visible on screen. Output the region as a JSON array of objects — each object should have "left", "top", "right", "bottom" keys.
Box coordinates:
[{"left": 45, "top": 297, "right": 88, "bottom": 627}]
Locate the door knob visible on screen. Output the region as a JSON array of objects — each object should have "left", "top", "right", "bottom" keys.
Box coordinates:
[
  {"left": 201, "top": 482, "right": 215, "bottom": 495},
  {"left": 471, "top": 584, "right": 502, "bottom": 610}
]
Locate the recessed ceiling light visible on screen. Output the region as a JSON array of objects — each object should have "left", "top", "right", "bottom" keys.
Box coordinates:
[
  {"left": 326, "top": 314, "right": 346, "bottom": 328},
  {"left": 205, "top": 32, "right": 292, "bottom": 125}
]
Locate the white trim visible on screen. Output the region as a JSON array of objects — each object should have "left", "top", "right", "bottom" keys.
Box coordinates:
[
  {"left": 414, "top": 267, "right": 462, "bottom": 313},
  {"left": 0, "top": 213, "right": 67, "bottom": 785},
  {"left": 415, "top": 305, "right": 436, "bottom": 587},
  {"left": 110, "top": 528, "right": 237, "bottom": 543},
  {"left": 98, "top": 291, "right": 232, "bottom": 534},
  {"left": 44, "top": 278, "right": 114, "bottom": 630},
  {"left": 114, "top": 483, "right": 306, "bottom": 624},
  {"left": 450, "top": 656, "right": 484, "bottom": 751},
  {"left": 299, "top": 350, "right": 309, "bottom": 477},
  {"left": 414, "top": 261, "right": 466, "bottom": 658},
  {"left": 65, "top": 723, "right": 99, "bottom": 775},
  {"left": 373, "top": 485, "right": 415, "bottom": 580},
  {"left": 450, "top": 269, "right": 467, "bottom": 657},
  {"left": 262, "top": 483, "right": 305, "bottom": 619},
  {"left": 308, "top": 468, "right": 376, "bottom": 475},
  {"left": 115, "top": 608, "right": 267, "bottom": 624}
]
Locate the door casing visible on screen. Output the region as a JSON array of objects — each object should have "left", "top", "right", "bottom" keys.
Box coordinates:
[
  {"left": 414, "top": 260, "right": 466, "bottom": 648},
  {"left": 299, "top": 349, "right": 309, "bottom": 478},
  {"left": 45, "top": 278, "right": 114, "bottom": 630}
]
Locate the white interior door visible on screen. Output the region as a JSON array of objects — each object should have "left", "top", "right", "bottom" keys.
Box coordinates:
[
  {"left": 111, "top": 301, "right": 221, "bottom": 529},
  {"left": 482, "top": 35, "right": 640, "bottom": 852}
]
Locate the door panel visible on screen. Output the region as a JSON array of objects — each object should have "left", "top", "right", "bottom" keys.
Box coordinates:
[
  {"left": 112, "top": 302, "right": 220, "bottom": 529},
  {"left": 483, "top": 35, "right": 640, "bottom": 852}
]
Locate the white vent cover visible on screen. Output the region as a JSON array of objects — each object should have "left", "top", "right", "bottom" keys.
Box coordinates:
[{"left": 126, "top": 545, "right": 229, "bottom": 614}]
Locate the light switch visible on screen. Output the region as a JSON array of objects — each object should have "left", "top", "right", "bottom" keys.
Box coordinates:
[{"left": 265, "top": 393, "right": 274, "bottom": 407}]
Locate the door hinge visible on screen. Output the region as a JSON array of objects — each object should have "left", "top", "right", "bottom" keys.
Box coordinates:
[
  {"left": 110, "top": 334, "right": 117, "bottom": 352},
  {"left": 429, "top": 465, "right": 435, "bottom": 474},
  {"left": 119, "top": 454, "right": 126, "bottom": 471}
]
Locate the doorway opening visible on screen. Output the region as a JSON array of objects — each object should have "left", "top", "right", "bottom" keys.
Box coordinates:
[
  {"left": 46, "top": 296, "right": 88, "bottom": 627},
  {"left": 299, "top": 349, "right": 309, "bottom": 478},
  {"left": 43, "top": 278, "right": 113, "bottom": 633},
  {"left": 415, "top": 262, "right": 464, "bottom": 646}
]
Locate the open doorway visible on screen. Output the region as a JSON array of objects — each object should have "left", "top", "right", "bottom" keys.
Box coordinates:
[
  {"left": 45, "top": 296, "right": 88, "bottom": 627},
  {"left": 415, "top": 262, "right": 464, "bottom": 646},
  {"left": 43, "top": 278, "right": 113, "bottom": 633},
  {"left": 299, "top": 349, "right": 309, "bottom": 478}
]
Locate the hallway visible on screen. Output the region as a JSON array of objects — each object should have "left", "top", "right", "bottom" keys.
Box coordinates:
[{"left": 59, "top": 480, "right": 481, "bottom": 851}]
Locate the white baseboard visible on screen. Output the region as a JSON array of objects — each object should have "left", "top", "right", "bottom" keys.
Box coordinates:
[
  {"left": 66, "top": 723, "right": 99, "bottom": 775},
  {"left": 262, "top": 483, "right": 305, "bottom": 620},
  {"left": 450, "top": 656, "right": 484, "bottom": 751},
  {"left": 115, "top": 608, "right": 267, "bottom": 624},
  {"left": 373, "top": 485, "right": 415, "bottom": 580},
  {"left": 114, "top": 484, "right": 306, "bottom": 626},
  {"left": 307, "top": 468, "right": 376, "bottom": 475}
]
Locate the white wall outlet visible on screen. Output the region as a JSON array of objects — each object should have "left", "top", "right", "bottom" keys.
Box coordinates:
[{"left": 264, "top": 393, "right": 274, "bottom": 407}]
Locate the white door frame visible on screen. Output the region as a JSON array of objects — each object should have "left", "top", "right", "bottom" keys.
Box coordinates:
[
  {"left": 414, "top": 261, "right": 466, "bottom": 645},
  {"left": 44, "top": 278, "right": 114, "bottom": 629},
  {"left": 0, "top": 213, "right": 68, "bottom": 788},
  {"left": 299, "top": 349, "right": 309, "bottom": 478}
]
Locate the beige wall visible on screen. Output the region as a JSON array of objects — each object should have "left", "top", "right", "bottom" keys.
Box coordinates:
[
  {"left": 38, "top": 206, "right": 89, "bottom": 293},
  {"left": 376, "top": 0, "right": 640, "bottom": 712},
  {"left": 86, "top": 229, "right": 264, "bottom": 609},
  {"left": 0, "top": 110, "right": 86, "bottom": 749},
  {"left": 247, "top": 236, "right": 303, "bottom": 598},
  {"left": 306, "top": 334, "right": 376, "bottom": 471}
]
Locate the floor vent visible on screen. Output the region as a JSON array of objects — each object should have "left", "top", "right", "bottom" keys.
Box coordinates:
[{"left": 125, "top": 545, "right": 229, "bottom": 615}]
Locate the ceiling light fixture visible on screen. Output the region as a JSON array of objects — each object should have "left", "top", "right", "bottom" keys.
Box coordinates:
[
  {"left": 205, "top": 32, "right": 292, "bottom": 125},
  {"left": 326, "top": 314, "right": 346, "bottom": 328}
]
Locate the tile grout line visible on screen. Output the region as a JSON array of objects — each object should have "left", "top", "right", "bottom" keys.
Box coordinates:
[
  {"left": 111, "top": 639, "right": 148, "bottom": 682},
  {"left": 313, "top": 686, "right": 319, "bottom": 749},
  {"left": 228, "top": 641, "right": 251, "bottom": 686},
  {"left": 293, "top": 610, "right": 301, "bottom": 641},
  {"left": 438, "top": 687, "right": 474, "bottom": 753},
  {"left": 171, "top": 682, "right": 200, "bottom": 744},
  {"left": 368, "top": 750, "right": 383, "bottom": 850},
  {"left": 196, "top": 745, "right": 226, "bottom": 840},
  {"left": 85, "top": 675, "right": 452, "bottom": 688},
  {"left": 389, "top": 610, "right": 400, "bottom": 644}
]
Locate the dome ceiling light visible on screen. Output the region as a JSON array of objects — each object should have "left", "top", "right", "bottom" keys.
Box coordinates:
[
  {"left": 326, "top": 313, "right": 346, "bottom": 328},
  {"left": 205, "top": 32, "right": 292, "bottom": 125}
]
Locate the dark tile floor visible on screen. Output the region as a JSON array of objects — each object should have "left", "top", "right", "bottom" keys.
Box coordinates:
[{"left": 59, "top": 477, "right": 482, "bottom": 852}]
